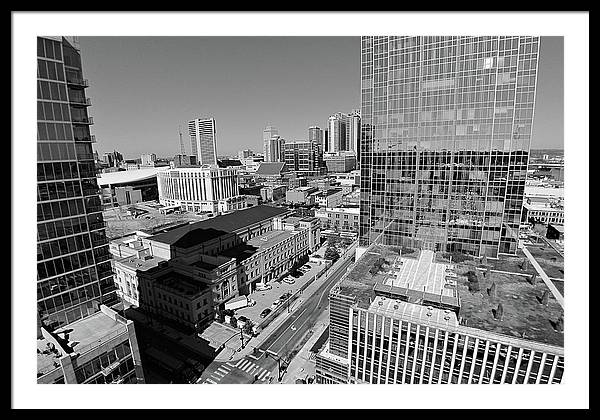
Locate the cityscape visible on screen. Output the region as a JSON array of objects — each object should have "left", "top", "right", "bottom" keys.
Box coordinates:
[{"left": 13, "top": 11, "right": 589, "bottom": 411}]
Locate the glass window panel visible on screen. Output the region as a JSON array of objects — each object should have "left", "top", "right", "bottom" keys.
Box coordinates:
[
  {"left": 44, "top": 39, "right": 55, "bottom": 59},
  {"left": 41, "top": 82, "right": 51, "bottom": 100},
  {"left": 47, "top": 61, "right": 57, "bottom": 80}
]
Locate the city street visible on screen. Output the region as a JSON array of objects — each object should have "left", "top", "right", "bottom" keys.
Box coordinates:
[{"left": 198, "top": 248, "right": 355, "bottom": 384}]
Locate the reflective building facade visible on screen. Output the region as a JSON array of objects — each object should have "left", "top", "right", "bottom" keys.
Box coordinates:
[
  {"left": 359, "top": 36, "right": 539, "bottom": 257},
  {"left": 37, "top": 36, "right": 117, "bottom": 331}
]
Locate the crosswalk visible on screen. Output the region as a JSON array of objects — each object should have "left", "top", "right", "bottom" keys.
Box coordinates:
[{"left": 201, "top": 358, "right": 272, "bottom": 384}]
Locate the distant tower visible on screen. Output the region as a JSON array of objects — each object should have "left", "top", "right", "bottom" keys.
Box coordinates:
[
  {"left": 189, "top": 117, "right": 218, "bottom": 165},
  {"left": 178, "top": 125, "right": 186, "bottom": 155}
]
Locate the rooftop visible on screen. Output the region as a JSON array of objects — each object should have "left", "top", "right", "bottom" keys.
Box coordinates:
[
  {"left": 53, "top": 307, "right": 128, "bottom": 356},
  {"left": 336, "top": 244, "right": 564, "bottom": 348},
  {"left": 97, "top": 166, "right": 168, "bottom": 186},
  {"left": 117, "top": 254, "right": 165, "bottom": 271},
  {"left": 151, "top": 227, "right": 231, "bottom": 248},
  {"left": 155, "top": 271, "right": 209, "bottom": 297},
  {"left": 247, "top": 230, "right": 294, "bottom": 250},
  {"left": 149, "top": 205, "right": 290, "bottom": 245},
  {"left": 256, "top": 162, "right": 288, "bottom": 176}
]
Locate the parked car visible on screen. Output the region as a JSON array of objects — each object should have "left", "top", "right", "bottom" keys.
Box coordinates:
[
  {"left": 283, "top": 277, "right": 296, "bottom": 284},
  {"left": 302, "top": 264, "right": 311, "bottom": 270},
  {"left": 279, "top": 292, "right": 291, "bottom": 301},
  {"left": 260, "top": 308, "right": 272, "bottom": 318},
  {"left": 271, "top": 299, "right": 281, "bottom": 309},
  {"left": 255, "top": 283, "right": 272, "bottom": 291}
]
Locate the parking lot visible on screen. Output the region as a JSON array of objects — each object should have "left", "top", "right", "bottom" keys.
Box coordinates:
[{"left": 234, "top": 262, "right": 327, "bottom": 327}]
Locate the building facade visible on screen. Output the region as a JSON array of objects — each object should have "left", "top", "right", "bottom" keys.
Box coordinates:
[
  {"left": 284, "top": 141, "right": 324, "bottom": 177},
  {"left": 37, "top": 36, "right": 118, "bottom": 333},
  {"left": 316, "top": 206, "right": 360, "bottom": 233},
  {"left": 359, "top": 36, "right": 540, "bottom": 257},
  {"left": 324, "top": 152, "right": 357, "bottom": 173},
  {"left": 141, "top": 153, "right": 157, "bottom": 166},
  {"left": 189, "top": 117, "right": 218, "bottom": 165},
  {"left": 315, "top": 245, "right": 564, "bottom": 384},
  {"left": 157, "top": 166, "right": 246, "bottom": 214}
]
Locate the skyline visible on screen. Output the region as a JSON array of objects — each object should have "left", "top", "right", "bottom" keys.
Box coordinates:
[{"left": 80, "top": 36, "right": 563, "bottom": 158}]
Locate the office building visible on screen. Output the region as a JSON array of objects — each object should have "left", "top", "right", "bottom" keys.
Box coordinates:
[
  {"left": 324, "top": 152, "right": 357, "bottom": 173},
  {"left": 348, "top": 110, "right": 361, "bottom": 161},
  {"left": 238, "top": 149, "right": 254, "bottom": 160},
  {"left": 263, "top": 126, "right": 285, "bottom": 162},
  {"left": 37, "top": 36, "right": 141, "bottom": 383},
  {"left": 189, "top": 117, "right": 218, "bottom": 165},
  {"left": 315, "top": 245, "right": 564, "bottom": 384},
  {"left": 284, "top": 141, "right": 324, "bottom": 177},
  {"left": 328, "top": 113, "right": 347, "bottom": 152},
  {"left": 157, "top": 165, "right": 247, "bottom": 214},
  {"left": 359, "top": 36, "right": 540, "bottom": 257},
  {"left": 141, "top": 153, "right": 157, "bottom": 167}
]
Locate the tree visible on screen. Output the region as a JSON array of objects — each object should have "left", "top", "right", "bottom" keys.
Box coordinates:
[
  {"left": 324, "top": 246, "right": 340, "bottom": 262},
  {"left": 230, "top": 316, "right": 238, "bottom": 328},
  {"left": 243, "top": 318, "right": 255, "bottom": 335}
]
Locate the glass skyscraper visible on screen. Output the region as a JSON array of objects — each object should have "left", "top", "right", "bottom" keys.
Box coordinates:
[
  {"left": 37, "top": 36, "right": 117, "bottom": 331},
  {"left": 359, "top": 36, "right": 539, "bottom": 257}
]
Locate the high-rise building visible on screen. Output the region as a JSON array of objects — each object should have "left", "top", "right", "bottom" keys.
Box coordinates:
[
  {"left": 238, "top": 149, "right": 254, "bottom": 160},
  {"left": 37, "top": 36, "right": 143, "bottom": 383},
  {"left": 348, "top": 110, "right": 361, "bottom": 161},
  {"left": 265, "top": 134, "right": 285, "bottom": 163},
  {"left": 359, "top": 36, "right": 540, "bottom": 257},
  {"left": 284, "top": 141, "right": 324, "bottom": 177},
  {"left": 263, "top": 125, "right": 281, "bottom": 162},
  {"left": 328, "top": 113, "right": 348, "bottom": 152},
  {"left": 189, "top": 117, "right": 217, "bottom": 165},
  {"left": 308, "top": 126, "right": 323, "bottom": 147}
]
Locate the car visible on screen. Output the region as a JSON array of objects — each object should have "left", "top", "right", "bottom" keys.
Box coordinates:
[
  {"left": 271, "top": 299, "right": 281, "bottom": 308},
  {"left": 283, "top": 277, "right": 296, "bottom": 284},
  {"left": 259, "top": 308, "right": 272, "bottom": 318},
  {"left": 255, "top": 283, "right": 272, "bottom": 291},
  {"left": 279, "top": 292, "right": 291, "bottom": 301},
  {"left": 302, "top": 264, "right": 311, "bottom": 270}
]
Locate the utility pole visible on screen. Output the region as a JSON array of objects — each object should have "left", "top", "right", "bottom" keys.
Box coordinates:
[{"left": 239, "top": 327, "right": 245, "bottom": 349}]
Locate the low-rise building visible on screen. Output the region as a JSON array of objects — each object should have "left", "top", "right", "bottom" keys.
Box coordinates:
[
  {"left": 316, "top": 206, "right": 360, "bottom": 233},
  {"left": 523, "top": 200, "right": 564, "bottom": 225},
  {"left": 260, "top": 184, "right": 287, "bottom": 202},
  {"left": 313, "top": 188, "right": 344, "bottom": 208},
  {"left": 286, "top": 186, "right": 318, "bottom": 205},
  {"left": 324, "top": 152, "right": 356, "bottom": 173}
]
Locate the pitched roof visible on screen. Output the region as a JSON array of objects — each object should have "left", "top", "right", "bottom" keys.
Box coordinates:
[{"left": 256, "top": 162, "right": 288, "bottom": 175}]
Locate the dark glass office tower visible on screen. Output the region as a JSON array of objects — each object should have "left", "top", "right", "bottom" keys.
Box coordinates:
[
  {"left": 359, "top": 36, "right": 539, "bottom": 257},
  {"left": 37, "top": 36, "right": 117, "bottom": 332}
]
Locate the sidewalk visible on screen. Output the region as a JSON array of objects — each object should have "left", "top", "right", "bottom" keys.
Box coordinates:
[
  {"left": 214, "top": 242, "right": 356, "bottom": 362},
  {"left": 280, "top": 309, "right": 329, "bottom": 384}
]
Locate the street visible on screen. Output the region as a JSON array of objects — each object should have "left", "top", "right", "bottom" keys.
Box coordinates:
[{"left": 197, "top": 251, "right": 355, "bottom": 384}]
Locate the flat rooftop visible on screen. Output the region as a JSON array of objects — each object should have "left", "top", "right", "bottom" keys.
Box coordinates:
[
  {"left": 155, "top": 271, "right": 209, "bottom": 297},
  {"left": 368, "top": 296, "right": 459, "bottom": 328},
  {"left": 151, "top": 227, "right": 231, "bottom": 248},
  {"left": 117, "top": 254, "right": 165, "bottom": 271},
  {"left": 247, "top": 230, "right": 294, "bottom": 250},
  {"left": 336, "top": 244, "right": 564, "bottom": 348},
  {"left": 54, "top": 309, "right": 126, "bottom": 353}
]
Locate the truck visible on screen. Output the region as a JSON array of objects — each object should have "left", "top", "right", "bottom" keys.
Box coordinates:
[{"left": 224, "top": 295, "right": 256, "bottom": 311}]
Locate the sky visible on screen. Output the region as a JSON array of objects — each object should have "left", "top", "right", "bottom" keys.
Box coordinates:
[{"left": 79, "top": 36, "right": 563, "bottom": 159}]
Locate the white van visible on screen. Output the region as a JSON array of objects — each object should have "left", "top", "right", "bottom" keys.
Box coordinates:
[{"left": 255, "top": 283, "right": 272, "bottom": 291}]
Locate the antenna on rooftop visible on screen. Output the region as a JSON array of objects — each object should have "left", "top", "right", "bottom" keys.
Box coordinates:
[{"left": 178, "top": 125, "right": 186, "bottom": 155}]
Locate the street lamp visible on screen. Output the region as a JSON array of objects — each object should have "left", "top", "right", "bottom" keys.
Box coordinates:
[{"left": 239, "top": 327, "right": 245, "bottom": 349}]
